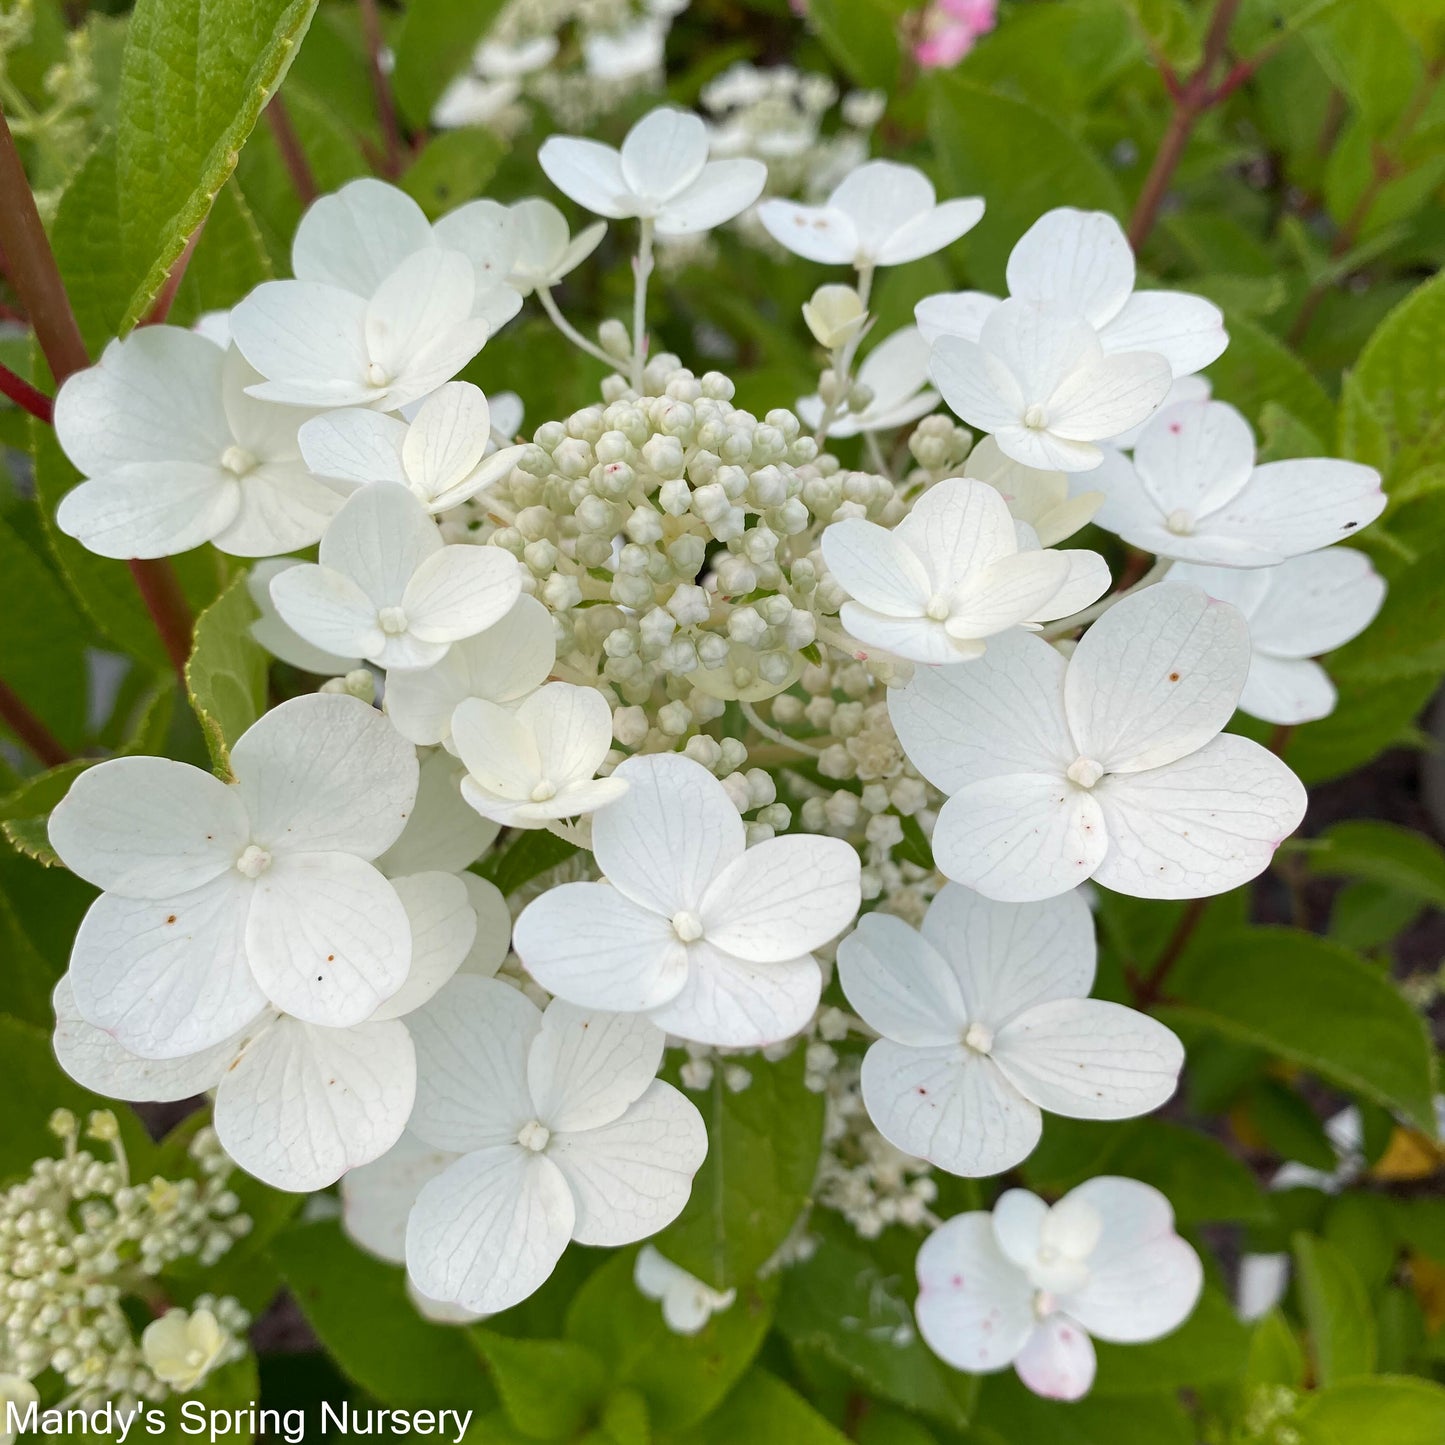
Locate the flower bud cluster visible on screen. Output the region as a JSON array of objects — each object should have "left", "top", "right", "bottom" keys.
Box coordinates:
[{"left": 0, "top": 1112, "right": 251, "bottom": 1411}]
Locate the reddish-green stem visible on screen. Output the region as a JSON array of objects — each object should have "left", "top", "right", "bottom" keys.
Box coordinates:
[
  {"left": 265, "top": 95, "right": 318, "bottom": 206},
  {"left": 0, "top": 677, "right": 71, "bottom": 766},
  {"left": 358, "top": 0, "right": 404, "bottom": 178},
  {"left": 0, "top": 359, "right": 52, "bottom": 423}
]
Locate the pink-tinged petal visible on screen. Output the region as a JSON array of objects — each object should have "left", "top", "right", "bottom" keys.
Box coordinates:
[
  {"left": 406, "top": 1145, "right": 575, "bottom": 1314},
  {"left": 1092, "top": 733, "right": 1307, "bottom": 899},
  {"left": 915, "top": 1213, "right": 1036, "bottom": 1372},
  {"left": 549, "top": 1080, "right": 707, "bottom": 1244},
  {"left": 1013, "top": 1314, "right": 1097, "bottom": 1400}
]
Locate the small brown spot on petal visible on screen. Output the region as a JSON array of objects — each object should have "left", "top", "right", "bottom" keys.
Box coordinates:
[
  {"left": 1168, "top": 671, "right": 1180, "bottom": 681},
  {"left": 166, "top": 915, "right": 177, "bottom": 924}
]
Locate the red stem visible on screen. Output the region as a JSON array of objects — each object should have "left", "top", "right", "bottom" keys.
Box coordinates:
[
  {"left": 358, "top": 0, "right": 404, "bottom": 178},
  {"left": 265, "top": 95, "right": 318, "bottom": 207},
  {"left": 1132, "top": 896, "right": 1209, "bottom": 1008},
  {"left": 0, "top": 677, "right": 72, "bottom": 766},
  {"left": 0, "top": 360, "right": 53, "bottom": 423},
  {"left": 142, "top": 222, "right": 204, "bottom": 327},
  {"left": 128, "top": 558, "right": 195, "bottom": 680}
]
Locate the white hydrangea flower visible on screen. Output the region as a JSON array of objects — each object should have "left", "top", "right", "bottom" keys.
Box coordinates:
[
  {"left": 796, "top": 327, "right": 939, "bottom": 438},
  {"left": 1106, "top": 373, "right": 1210, "bottom": 449},
  {"left": 53, "top": 330, "right": 342, "bottom": 559},
  {"left": 837, "top": 886, "right": 1183, "bottom": 1177},
  {"left": 52, "top": 864, "right": 476, "bottom": 1190},
  {"left": 930, "top": 298, "right": 1174, "bottom": 472},
  {"left": 1089, "top": 399, "right": 1386, "bottom": 565},
  {"left": 140, "top": 1308, "right": 231, "bottom": 1391},
  {"left": 230, "top": 249, "right": 491, "bottom": 412},
  {"left": 298, "top": 382, "right": 529, "bottom": 515},
  {"left": 889, "top": 583, "right": 1308, "bottom": 900},
  {"left": 290, "top": 177, "right": 522, "bottom": 331},
  {"left": 915, "top": 208, "right": 1227, "bottom": 379},
  {"left": 269, "top": 483, "right": 521, "bottom": 672},
  {"left": 404, "top": 976, "right": 708, "bottom": 1315},
  {"left": 513, "top": 753, "right": 861, "bottom": 1046},
  {"left": 377, "top": 748, "right": 501, "bottom": 877},
  {"left": 432, "top": 74, "right": 520, "bottom": 129},
  {"left": 384, "top": 594, "right": 558, "bottom": 748},
  {"left": 48, "top": 694, "right": 419, "bottom": 1055},
  {"left": 758, "top": 159, "right": 984, "bottom": 268},
  {"left": 453, "top": 682, "right": 628, "bottom": 827},
  {"left": 248, "top": 560, "right": 363, "bottom": 675},
  {"left": 963, "top": 436, "right": 1102, "bottom": 547},
  {"left": 820, "top": 477, "right": 1109, "bottom": 665},
  {"left": 507, "top": 198, "right": 608, "bottom": 296},
  {"left": 634, "top": 1245, "right": 736, "bottom": 1334},
  {"left": 341, "top": 1131, "right": 483, "bottom": 1324},
  {"left": 540, "top": 106, "right": 767, "bottom": 236},
  {"left": 584, "top": 15, "right": 668, "bottom": 82},
  {"left": 916, "top": 1178, "right": 1202, "bottom": 1401},
  {"left": 1171, "top": 551, "right": 1385, "bottom": 725}
]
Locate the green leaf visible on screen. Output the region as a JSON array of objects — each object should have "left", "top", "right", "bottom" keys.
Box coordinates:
[
  {"left": 1340, "top": 270, "right": 1445, "bottom": 480},
  {"left": 401, "top": 129, "right": 508, "bottom": 220},
  {"left": 471, "top": 1330, "right": 607, "bottom": 1440},
  {"left": 1093, "top": 1287, "right": 1250, "bottom": 1393},
  {"left": 167, "top": 180, "right": 275, "bottom": 328},
  {"left": 809, "top": 0, "right": 900, "bottom": 92},
  {"left": 565, "top": 1251, "right": 773, "bottom": 1434},
  {"left": 1163, "top": 928, "right": 1436, "bottom": 1131},
  {"left": 685, "top": 1369, "right": 849, "bottom": 1445},
  {"left": 655, "top": 1048, "right": 825, "bottom": 1289},
  {"left": 927, "top": 75, "right": 1126, "bottom": 290},
  {"left": 1246, "top": 1309, "right": 1307, "bottom": 1389},
  {"left": 1248, "top": 1078, "right": 1339, "bottom": 1172},
  {"left": 185, "top": 569, "right": 267, "bottom": 776},
  {"left": 1323, "top": 1192, "right": 1400, "bottom": 1293},
  {"left": 1309, "top": 820, "right": 1445, "bottom": 908},
  {"left": 391, "top": 0, "right": 508, "bottom": 130},
  {"left": 1329, "top": 541, "right": 1445, "bottom": 684},
  {"left": 270, "top": 1219, "right": 495, "bottom": 1411},
  {"left": 1203, "top": 309, "right": 1336, "bottom": 442},
  {"left": 1292, "top": 1232, "right": 1377, "bottom": 1385},
  {"left": 1298, "top": 1377, "right": 1445, "bottom": 1445},
  {"left": 973, "top": 1372, "right": 1193, "bottom": 1445},
  {"left": 775, "top": 1228, "right": 976, "bottom": 1429},
  {"left": 53, "top": 0, "right": 318, "bottom": 347}
]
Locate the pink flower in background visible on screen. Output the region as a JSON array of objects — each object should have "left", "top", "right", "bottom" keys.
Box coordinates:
[{"left": 914, "top": 0, "right": 997, "bottom": 69}]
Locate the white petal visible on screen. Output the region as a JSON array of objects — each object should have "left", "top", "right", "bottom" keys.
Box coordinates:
[
  {"left": 518, "top": 682, "right": 615, "bottom": 787},
  {"left": 861, "top": 1041, "right": 1041, "bottom": 1176},
  {"left": 654, "top": 158, "right": 767, "bottom": 236},
  {"left": 1058, "top": 1177, "right": 1202, "bottom": 1342},
  {"left": 992, "top": 426, "right": 1104, "bottom": 473},
  {"left": 1013, "top": 1315, "right": 1097, "bottom": 1401},
  {"left": 1065, "top": 582, "right": 1250, "bottom": 773},
  {"left": 215, "top": 1016, "right": 415, "bottom": 1191},
  {"left": 246, "top": 853, "right": 412, "bottom": 1027},
  {"left": 408, "top": 974, "right": 540, "bottom": 1151},
  {"left": 991, "top": 1188, "right": 1047, "bottom": 1270},
  {"left": 406, "top": 1145, "right": 574, "bottom": 1313},
  {"left": 755, "top": 200, "right": 859, "bottom": 264},
  {"left": 645, "top": 943, "right": 822, "bottom": 1047},
  {"left": 836, "top": 912, "right": 969, "bottom": 1045},
  {"left": 403, "top": 382, "right": 491, "bottom": 494},
  {"left": 620, "top": 108, "right": 709, "bottom": 202},
  {"left": 992, "top": 999, "right": 1183, "bottom": 1119},
  {"left": 1025, "top": 549, "right": 1111, "bottom": 623},
  {"left": 549, "top": 1080, "right": 707, "bottom": 1244},
  {"left": 56, "top": 465, "right": 239, "bottom": 559},
  {"left": 402, "top": 545, "right": 521, "bottom": 644},
  {"left": 915, "top": 1213, "right": 1037, "bottom": 1373},
  {"left": 1198, "top": 458, "right": 1385, "bottom": 559},
  {"left": 52, "top": 977, "right": 240, "bottom": 1103},
  {"left": 920, "top": 885, "right": 1096, "bottom": 1028},
  {"left": 230, "top": 280, "right": 373, "bottom": 401},
  {"left": 376, "top": 750, "right": 499, "bottom": 876},
  {"left": 369, "top": 872, "right": 477, "bottom": 1021},
  {"left": 1092, "top": 733, "right": 1307, "bottom": 899},
  {"left": 1238, "top": 653, "right": 1337, "bottom": 725},
  {"left": 384, "top": 594, "right": 557, "bottom": 746},
  {"left": 1247, "top": 548, "right": 1385, "bottom": 658},
  {"left": 933, "top": 774, "right": 1109, "bottom": 903},
  {"left": 231, "top": 693, "right": 419, "bottom": 858},
  {"left": 1132, "top": 399, "right": 1256, "bottom": 518},
  {"left": 914, "top": 290, "right": 998, "bottom": 345},
  {"left": 1087, "top": 443, "right": 1169, "bottom": 541},
  {"left": 893, "top": 476, "right": 1018, "bottom": 592},
  {"left": 946, "top": 550, "right": 1071, "bottom": 638},
  {"left": 268, "top": 562, "right": 384, "bottom": 662},
  {"left": 593, "top": 752, "right": 745, "bottom": 915},
  {"left": 365, "top": 249, "right": 479, "bottom": 397},
  {"left": 514, "top": 881, "right": 689, "bottom": 1013},
  {"left": 1237, "top": 1254, "right": 1290, "bottom": 1322},
  {"left": 216, "top": 464, "right": 342, "bottom": 557},
  {"left": 838, "top": 606, "right": 982, "bottom": 665},
  {"left": 69, "top": 874, "right": 266, "bottom": 1058},
  {"left": 875, "top": 197, "right": 985, "bottom": 267},
  {"left": 1006, "top": 209, "right": 1134, "bottom": 329},
  {"left": 298, "top": 408, "right": 409, "bottom": 487},
  {"left": 931, "top": 334, "right": 1025, "bottom": 435},
  {"left": 830, "top": 161, "right": 936, "bottom": 260},
  {"left": 430, "top": 200, "right": 520, "bottom": 316},
  {"left": 291, "top": 179, "right": 435, "bottom": 294},
  {"left": 342, "top": 1130, "right": 459, "bottom": 1264},
  {"left": 539, "top": 136, "right": 633, "bottom": 218},
  {"left": 527, "top": 1002, "right": 665, "bottom": 1132},
  {"left": 701, "top": 834, "right": 860, "bottom": 963},
  {"left": 982, "top": 299, "right": 1099, "bottom": 400},
  {"left": 820, "top": 518, "right": 931, "bottom": 618},
  {"left": 460, "top": 875, "right": 512, "bottom": 978},
  {"left": 54, "top": 328, "right": 228, "bottom": 475},
  {"left": 49, "top": 757, "right": 245, "bottom": 898},
  {"left": 1047, "top": 350, "right": 1174, "bottom": 443},
  {"left": 249, "top": 559, "right": 362, "bottom": 675},
  {"left": 888, "top": 627, "right": 1073, "bottom": 793},
  {"left": 426, "top": 443, "right": 529, "bottom": 512},
  {"left": 320, "top": 480, "right": 443, "bottom": 608},
  {"left": 1100, "top": 291, "right": 1227, "bottom": 377},
  {"left": 451, "top": 697, "right": 541, "bottom": 801}
]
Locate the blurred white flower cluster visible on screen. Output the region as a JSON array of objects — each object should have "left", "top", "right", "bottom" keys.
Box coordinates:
[{"left": 42, "top": 100, "right": 1390, "bottom": 1400}]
